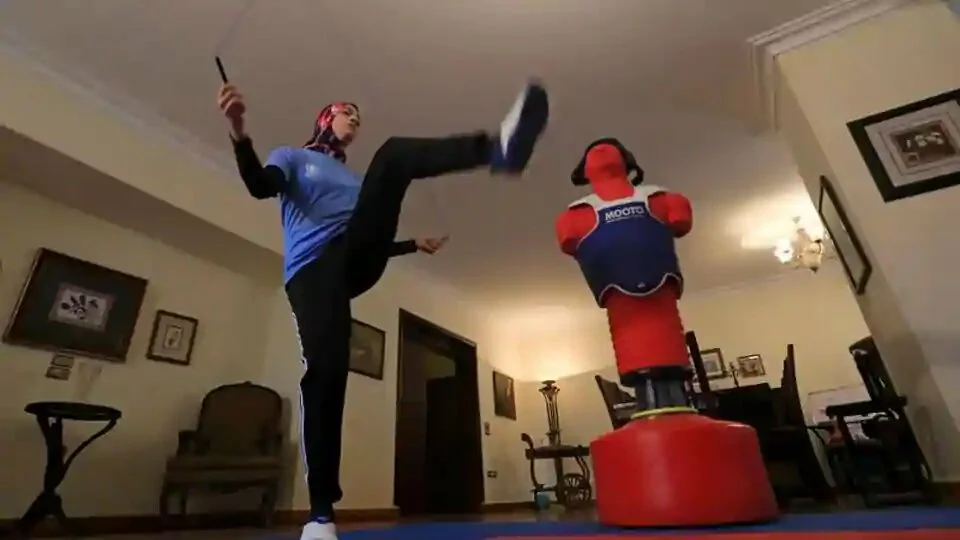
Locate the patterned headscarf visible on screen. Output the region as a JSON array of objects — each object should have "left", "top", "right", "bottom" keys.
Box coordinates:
[{"left": 303, "top": 101, "right": 358, "bottom": 163}]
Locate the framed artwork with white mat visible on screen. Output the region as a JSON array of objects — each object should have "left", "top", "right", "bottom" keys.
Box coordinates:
[{"left": 848, "top": 88, "right": 960, "bottom": 202}]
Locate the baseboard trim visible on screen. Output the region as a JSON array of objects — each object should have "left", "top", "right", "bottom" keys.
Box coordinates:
[
  {"left": 481, "top": 501, "right": 535, "bottom": 513},
  {"left": 935, "top": 481, "right": 960, "bottom": 501},
  {"left": 0, "top": 502, "right": 532, "bottom": 537}
]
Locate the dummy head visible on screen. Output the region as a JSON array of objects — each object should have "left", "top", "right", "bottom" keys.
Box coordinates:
[
  {"left": 304, "top": 102, "right": 361, "bottom": 162},
  {"left": 570, "top": 138, "right": 644, "bottom": 186}
]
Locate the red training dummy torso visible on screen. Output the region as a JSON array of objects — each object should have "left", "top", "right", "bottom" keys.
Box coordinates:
[
  {"left": 556, "top": 144, "right": 692, "bottom": 256},
  {"left": 556, "top": 143, "right": 693, "bottom": 377}
]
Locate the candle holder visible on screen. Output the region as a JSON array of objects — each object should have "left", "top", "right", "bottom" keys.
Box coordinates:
[
  {"left": 727, "top": 362, "right": 741, "bottom": 388},
  {"left": 539, "top": 380, "right": 561, "bottom": 446}
]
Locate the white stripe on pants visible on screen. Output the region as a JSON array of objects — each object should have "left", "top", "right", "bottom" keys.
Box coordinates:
[{"left": 291, "top": 310, "right": 310, "bottom": 483}]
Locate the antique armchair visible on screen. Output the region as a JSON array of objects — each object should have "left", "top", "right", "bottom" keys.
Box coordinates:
[{"left": 160, "top": 382, "right": 284, "bottom": 527}]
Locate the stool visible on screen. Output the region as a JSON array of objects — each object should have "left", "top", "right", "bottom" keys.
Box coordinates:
[{"left": 17, "top": 401, "right": 121, "bottom": 537}]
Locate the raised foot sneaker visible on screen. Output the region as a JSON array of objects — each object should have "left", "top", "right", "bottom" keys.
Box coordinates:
[
  {"left": 490, "top": 81, "right": 550, "bottom": 176},
  {"left": 301, "top": 521, "right": 337, "bottom": 540}
]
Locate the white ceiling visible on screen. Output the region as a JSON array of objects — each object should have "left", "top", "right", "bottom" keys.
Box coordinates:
[{"left": 0, "top": 0, "right": 834, "bottom": 316}]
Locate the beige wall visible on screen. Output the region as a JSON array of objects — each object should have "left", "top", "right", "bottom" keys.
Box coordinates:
[
  {"left": 774, "top": 0, "right": 960, "bottom": 479},
  {"left": 0, "top": 187, "right": 532, "bottom": 520},
  {"left": 0, "top": 183, "right": 274, "bottom": 518},
  {"left": 514, "top": 262, "right": 870, "bottom": 472}
]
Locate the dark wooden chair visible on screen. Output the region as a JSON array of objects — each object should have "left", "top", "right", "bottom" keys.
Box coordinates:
[
  {"left": 685, "top": 331, "right": 719, "bottom": 415},
  {"left": 825, "top": 337, "right": 937, "bottom": 507},
  {"left": 160, "top": 382, "right": 285, "bottom": 527},
  {"left": 594, "top": 375, "right": 636, "bottom": 429},
  {"left": 763, "top": 344, "right": 834, "bottom": 505}
]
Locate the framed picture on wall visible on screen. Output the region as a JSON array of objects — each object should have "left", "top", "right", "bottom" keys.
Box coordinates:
[
  {"left": 736, "top": 354, "right": 766, "bottom": 378},
  {"left": 2, "top": 248, "right": 148, "bottom": 362},
  {"left": 701, "top": 348, "right": 727, "bottom": 380},
  {"left": 847, "top": 88, "right": 960, "bottom": 202},
  {"left": 690, "top": 348, "right": 727, "bottom": 380},
  {"left": 492, "top": 370, "right": 517, "bottom": 420},
  {"left": 818, "top": 175, "right": 872, "bottom": 295},
  {"left": 146, "top": 310, "right": 199, "bottom": 366},
  {"left": 350, "top": 319, "right": 386, "bottom": 380}
]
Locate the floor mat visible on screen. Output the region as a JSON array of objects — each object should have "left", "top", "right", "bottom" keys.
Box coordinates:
[
  {"left": 491, "top": 531, "right": 960, "bottom": 540},
  {"left": 308, "top": 507, "right": 960, "bottom": 539}
]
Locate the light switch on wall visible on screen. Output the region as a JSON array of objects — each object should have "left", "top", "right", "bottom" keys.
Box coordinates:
[
  {"left": 483, "top": 421, "right": 491, "bottom": 435},
  {"left": 45, "top": 354, "right": 75, "bottom": 381}
]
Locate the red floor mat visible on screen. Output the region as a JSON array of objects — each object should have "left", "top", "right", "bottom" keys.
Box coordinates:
[{"left": 491, "top": 531, "right": 960, "bottom": 540}]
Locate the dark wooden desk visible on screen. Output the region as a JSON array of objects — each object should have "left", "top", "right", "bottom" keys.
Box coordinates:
[
  {"left": 695, "top": 383, "right": 779, "bottom": 430},
  {"left": 699, "top": 384, "right": 834, "bottom": 501}
]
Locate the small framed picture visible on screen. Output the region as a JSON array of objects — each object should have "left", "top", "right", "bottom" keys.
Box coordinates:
[
  {"left": 736, "top": 354, "right": 766, "bottom": 378},
  {"left": 848, "top": 88, "right": 960, "bottom": 202},
  {"left": 350, "top": 319, "right": 386, "bottom": 380},
  {"left": 147, "top": 310, "right": 198, "bottom": 366},
  {"left": 692, "top": 348, "right": 727, "bottom": 380},
  {"left": 492, "top": 370, "right": 517, "bottom": 420},
  {"left": 45, "top": 354, "right": 75, "bottom": 381}
]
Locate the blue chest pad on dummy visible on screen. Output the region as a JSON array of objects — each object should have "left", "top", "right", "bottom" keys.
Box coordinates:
[{"left": 570, "top": 186, "right": 683, "bottom": 307}]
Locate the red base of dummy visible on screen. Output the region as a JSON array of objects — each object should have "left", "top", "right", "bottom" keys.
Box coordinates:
[
  {"left": 591, "top": 413, "right": 779, "bottom": 528},
  {"left": 494, "top": 532, "right": 960, "bottom": 540}
]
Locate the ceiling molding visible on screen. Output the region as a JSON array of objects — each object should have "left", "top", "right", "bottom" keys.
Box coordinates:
[
  {"left": 746, "top": 0, "right": 915, "bottom": 133},
  {"left": 0, "top": 28, "right": 238, "bottom": 180}
]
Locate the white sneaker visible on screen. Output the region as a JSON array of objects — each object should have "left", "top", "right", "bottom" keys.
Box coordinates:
[{"left": 301, "top": 520, "right": 338, "bottom": 540}]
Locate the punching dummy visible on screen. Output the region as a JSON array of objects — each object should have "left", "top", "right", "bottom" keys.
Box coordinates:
[
  {"left": 556, "top": 138, "right": 691, "bottom": 383},
  {"left": 556, "top": 139, "right": 778, "bottom": 527}
]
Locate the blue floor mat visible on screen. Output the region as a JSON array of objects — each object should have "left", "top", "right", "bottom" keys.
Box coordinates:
[{"left": 272, "top": 507, "right": 960, "bottom": 539}]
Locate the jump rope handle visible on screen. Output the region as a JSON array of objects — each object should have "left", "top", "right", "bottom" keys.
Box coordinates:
[{"left": 216, "top": 56, "right": 229, "bottom": 83}]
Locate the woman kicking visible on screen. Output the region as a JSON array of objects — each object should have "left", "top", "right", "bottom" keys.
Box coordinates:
[{"left": 218, "top": 82, "right": 549, "bottom": 540}]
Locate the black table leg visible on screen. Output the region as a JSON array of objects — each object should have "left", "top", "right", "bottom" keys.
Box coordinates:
[
  {"left": 16, "top": 492, "right": 70, "bottom": 536},
  {"left": 835, "top": 416, "right": 876, "bottom": 507},
  {"left": 17, "top": 415, "right": 116, "bottom": 537},
  {"left": 17, "top": 416, "right": 68, "bottom": 536},
  {"left": 575, "top": 455, "right": 591, "bottom": 484},
  {"left": 526, "top": 455, "right": 544, "bottom": 494},
  {"left": 552, "top": 457, "right": 565, "bottom": 503}
]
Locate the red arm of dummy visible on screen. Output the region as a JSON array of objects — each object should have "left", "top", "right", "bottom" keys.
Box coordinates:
[
  {"left": 555, "top": 206, "right": 597, "bottom": 256},
  {"left": 648, "top": 192, "right": 693, "bottom": 238}
]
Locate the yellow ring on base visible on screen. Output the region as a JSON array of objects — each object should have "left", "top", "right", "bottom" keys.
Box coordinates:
[{"left": 630, "top": 406, "right": 697, "bottom": 420}]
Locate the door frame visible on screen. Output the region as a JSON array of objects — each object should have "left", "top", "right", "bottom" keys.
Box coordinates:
[{"left": 393, "top": 308, "right": 485, "bottom": 512}]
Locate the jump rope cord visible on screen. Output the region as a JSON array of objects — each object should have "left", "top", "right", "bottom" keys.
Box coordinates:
[
  {"left": 212, "top": 0, "right": 259, "bottom": 57},
  {"left": 214, "top": 1, "right": 452, "bottom": 238}
]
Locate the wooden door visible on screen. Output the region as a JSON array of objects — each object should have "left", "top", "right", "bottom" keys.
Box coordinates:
[
  {"left": 395, "top": 310, "right": 485, "bottom": 515},
  {"left": 393, "top": 340, "right": 429, "bottom": 514},
  {"left": 425, "top": 376, "right": 463, "bottom": 512}
]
